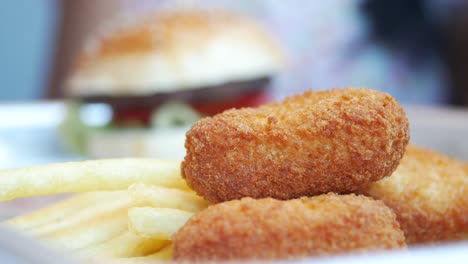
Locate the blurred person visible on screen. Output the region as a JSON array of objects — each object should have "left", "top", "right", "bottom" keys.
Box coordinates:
[
  {"left": 442, "top": 0, "right": 468, "bottom": 106},
  {"left": 360, "top": 0, "right": 468, "bottom": 105}
]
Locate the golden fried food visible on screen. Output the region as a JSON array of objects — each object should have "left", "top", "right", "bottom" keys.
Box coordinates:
[
  {"left": 182, "top": 88, "right": 409, "bottom": 202},
  {"left": 173, "top": 193, "right": 406, "bottom": 261},
  {"left": 360, "top": 145, "right": 468, "bottom": 244}
]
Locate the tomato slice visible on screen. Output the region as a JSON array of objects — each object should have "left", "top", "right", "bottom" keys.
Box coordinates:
[
  {"left": 111, "top": 90, "right": 271, "bottom": 126},
  {"left": 112, "top": 107, "right": 153, "bottom": 127},
  {"left": 192, "top": 90, "right": 270, "bottom": 116}
]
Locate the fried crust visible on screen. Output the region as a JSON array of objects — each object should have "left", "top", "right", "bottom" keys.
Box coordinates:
[
  {"left": 173, "top": 194, "right": 406, "bottom": 261},
  {"left": 360, "top": 145, "right": 468, "bottom": 244},
  {"left": 182, "top": 88, "right": 409, "bottom": 202}
]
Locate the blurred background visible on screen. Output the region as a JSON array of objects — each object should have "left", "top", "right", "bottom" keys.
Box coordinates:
[
  {"left": 0, "top": 0, "right": 467, "bottom": 170},
  {"left": 1, "top": 0, "right": 468, "bottom": 104}
]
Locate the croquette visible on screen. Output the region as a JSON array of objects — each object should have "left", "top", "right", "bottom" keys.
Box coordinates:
[
  {"left": 182, "top": 88, "right": 409, "bottom": 203},
  {"left": 173, "top": 193, "right": 406, "bottom": 261},
  {"left": 360, "top": 145, "right": 468, "bottom": 244}
]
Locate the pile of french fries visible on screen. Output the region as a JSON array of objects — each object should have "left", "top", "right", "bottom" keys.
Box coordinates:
[{"left": 0, "top": 159, "right": 210, "bottom": 263}]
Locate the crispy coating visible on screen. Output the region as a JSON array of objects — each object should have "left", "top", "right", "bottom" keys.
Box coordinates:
[
  {"left": 173, "top": 194, "right": 406, "bottom": 261},
  {"left": 182, "top": 88, "right": 409, "bottom": 202},
  {"left": 360, "top": 145, "right": 468, "bottom": 244}
]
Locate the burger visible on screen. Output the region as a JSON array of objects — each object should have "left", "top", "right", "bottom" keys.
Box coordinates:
[{"left": 61, "top": 9, "right": 285, "bottom": 159}]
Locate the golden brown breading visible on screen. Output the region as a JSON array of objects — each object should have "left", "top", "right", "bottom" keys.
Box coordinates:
[
  {"left": 173, "top": 194, "right": 406, "bottom": 261},
  {"left": 360, "top": 145, "right": 468, "bottom": 244},
  {"left": 182, "top": 88, "right": 409, "bottom": 203}
]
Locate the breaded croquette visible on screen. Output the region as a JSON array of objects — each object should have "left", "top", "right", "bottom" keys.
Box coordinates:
[
  {"left": 182, "top": 88, "right": 409, "bottom": 203},
  {"left": 173, "top": 194, "right": 406, "bottom": 261},
  {"left": 360, "top": 145, "right": 468, "bottom": 244}
]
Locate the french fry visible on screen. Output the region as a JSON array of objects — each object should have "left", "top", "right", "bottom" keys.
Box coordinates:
[
  {"left": 128, "top": 183, "right": 210, "bottom": 212},
  {"left": 79, "top": 231, "right": 168, "bottom": 258},
  {"left": 30, "top": 191, "right": 132, "bottom": 236},
  {"left": 0, "top": 159, "right": 186, "bottom": 201},
  {"left": 5, "top": 192, "right": 110, "bottom": 230},
  {"left": 128, "top": 207, "right": 193, "bottom": 240},
  {"left": 110, "top": 244, "right": 173, "bottom": 264},
  {"left": 42, "top": 208, "right": 127, "bottom": 251}
]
